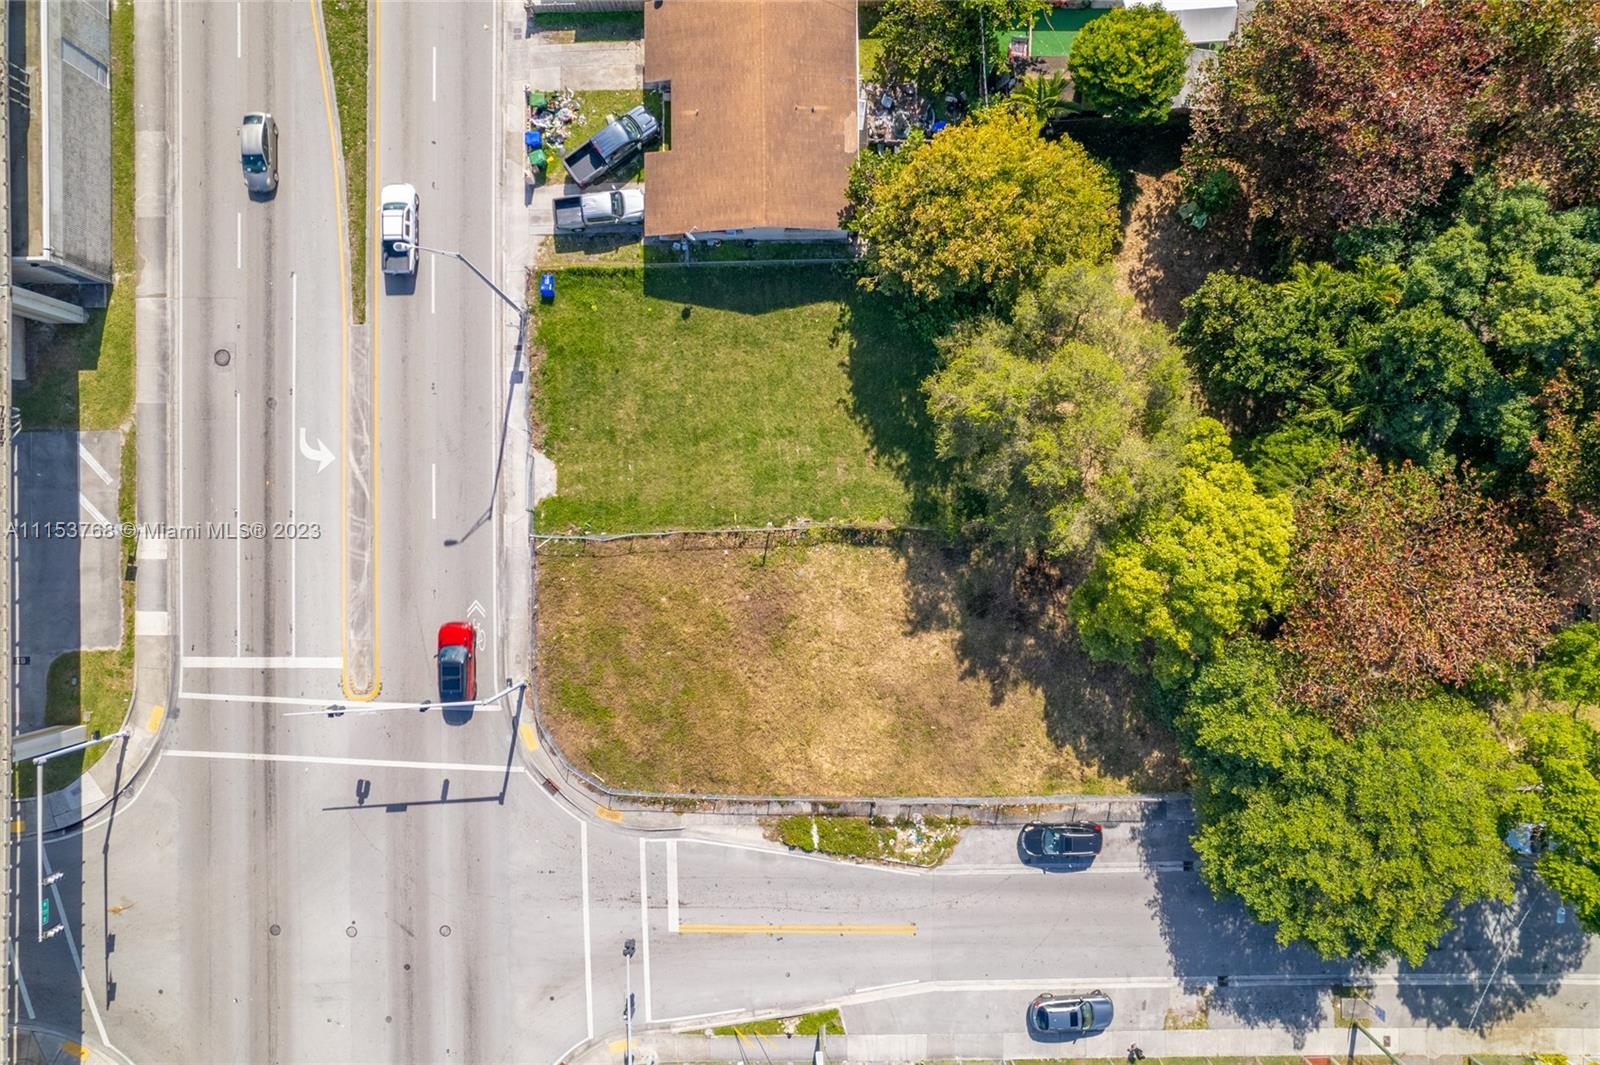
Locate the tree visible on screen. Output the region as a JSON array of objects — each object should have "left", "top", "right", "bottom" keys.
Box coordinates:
[
  {"left": 843, "top": 111, "right": 1120, "bottom": 319},
  {"left": 1068, "top": 5, "right": 1189, "bottom": 125},
  {"left": 1357, "top": 304, "right": 1499, "bottom": 470},
  {"left": 1182, "top": 641, "right": 1523, "bottom": 965},
  {"left": 873, "top": 0, "right": 1049, "bottom": 97},
  {"left": 1538, "top": 623, "right": 1600, "bottom": 707},
  {"left": 1281, "top": 456, "right": 1558, "bottom": 725},
  {"left": 927, "top": 265, "right": 1196, "bottom": 557},
  {"left": 1071, "top": 419, "right": 1293, "bottom": 686},
  {"left": 1184, "top": 0, "right": 1494, "bottom": 236},
  {"left": 1518, "top": 711, "right": 1600, "bottom": 934},
  {"left": 1009, "top": 72, "right": 1071, "bottom": 128}
]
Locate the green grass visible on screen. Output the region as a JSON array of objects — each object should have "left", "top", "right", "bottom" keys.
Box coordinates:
[
  {"left": 859, "top": 2, "right": 886, "bottom": 79},
  {"left": 532, "top": 10, "right": 643, "bottom": 41},
  {"left": 323, "top": 0, "right": 367, "bottom": 324},
  {"left": 539, "top": 89, "right": 662, "bottom": 186},
  {"left": 13, "top": 1, "right": 135, "bottom": 431},
  {"left": 713, "top": 1009, "right": 845, "bottom": 1037},
  {"left": 534, "top": 265, "right": 939, "bottom": 532},
  {"left": 773, "top": 814, "right": 964, "bottom": 866},
  {"left": 642, "top": 241, "right": 853, "bottom": 264}
]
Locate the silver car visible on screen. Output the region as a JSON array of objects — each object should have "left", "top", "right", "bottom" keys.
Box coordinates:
[
  {"left": 240, "top": 112, "right": 279, "bottom": 195},
  {"left": 1029, "top": 991, "right": 1114, "bottom": 1035}
]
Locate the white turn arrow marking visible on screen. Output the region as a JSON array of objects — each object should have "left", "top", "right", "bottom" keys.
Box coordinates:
[
  {"left": 298, "top": 428, "right": 333, "bottom": 474},
  {"left": 466, "top": 599, "right": 486, "bottom": 619}
]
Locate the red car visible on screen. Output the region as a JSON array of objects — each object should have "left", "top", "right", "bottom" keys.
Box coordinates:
[{"left": 436, "top": 621, "right": 477, "bottom": 704}]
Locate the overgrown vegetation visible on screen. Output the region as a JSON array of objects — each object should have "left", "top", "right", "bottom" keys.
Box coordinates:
[
  {"left": 712, "top": 1009, "right": 845, "bottom": 1038},
  {"left": 322, "top": 0, "right": 367, "bottom": 323},
  {"left": 771, "top": 814, "right": 964, "bottom": 866},
  {"left": 538, "top": 89, "right": 663, "bottom": 186}
]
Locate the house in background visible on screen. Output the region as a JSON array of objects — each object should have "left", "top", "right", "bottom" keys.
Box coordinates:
[
  {"left": 6, "top": 0, "right": 111, "bottom": 364},
  {"left": 642, "top": 0, "right": 857, "bottom": 243}
]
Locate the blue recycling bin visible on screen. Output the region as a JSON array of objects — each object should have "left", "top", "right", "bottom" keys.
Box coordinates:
[
  {"left": 539, "top": 272, "right": 556, "bottom": 302},
  {"left": 524, "top": 129, "right": 542, "bottom": 150}
]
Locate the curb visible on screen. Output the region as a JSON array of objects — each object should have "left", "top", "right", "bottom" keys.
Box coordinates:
[{"left": 28, "top": 0, "right": 177, "bottom": 837}]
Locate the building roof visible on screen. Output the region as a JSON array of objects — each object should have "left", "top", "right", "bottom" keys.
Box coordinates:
[{"left": 643, "top": 0, "right": 858, "bottom": 237}]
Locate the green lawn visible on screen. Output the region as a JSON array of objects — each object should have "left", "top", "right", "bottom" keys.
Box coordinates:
[
  {"left": 537, "top": 89, "right": 662, "bottom": 186},
  {"left": 531, "top": 10, "right": 643, "bottom": 41},
  {"left": 14, "top": 1, "right": 135, "bottom": 431},
  {"left": 713, "top": 1009, "right": 845, "bottom": 1037},
  {"left": 534, "top": 265, "right": 941, "bottom": 532},
  {"left": 323, "top": 0, "right": 367, "bottom": 323}
]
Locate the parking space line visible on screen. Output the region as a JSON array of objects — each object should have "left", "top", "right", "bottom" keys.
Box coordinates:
[
  {"left": 665, "top": 840, "right": 679, "bottom": 933},
  {"left": 78, "top": 442, "right": 113, "bottom": 485},
  {"left": 78, "top": 492, "right": 110, "bottom": 526}
]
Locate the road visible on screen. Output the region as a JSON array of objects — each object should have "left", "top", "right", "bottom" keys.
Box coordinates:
[{"left": 9, "top": 3, "right": 1599, "bottom": 1064}]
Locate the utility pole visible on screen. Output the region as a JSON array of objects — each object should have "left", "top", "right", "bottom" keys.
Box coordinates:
[{"left": 622, "top": 938, "right": 637, "bottom": 1065}]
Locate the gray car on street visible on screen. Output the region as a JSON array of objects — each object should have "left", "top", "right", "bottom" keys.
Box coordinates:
[{"left": 1029, "top": 991, "right": 1114, "bottom": 1036}]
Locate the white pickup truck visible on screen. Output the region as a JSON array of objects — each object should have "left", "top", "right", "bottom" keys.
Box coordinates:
[
  {"left": 380, "top": 183, "right": 419, "bottom": 275},
  {"left": 552, "top": 188, "right": 645, "bottom": 231}
]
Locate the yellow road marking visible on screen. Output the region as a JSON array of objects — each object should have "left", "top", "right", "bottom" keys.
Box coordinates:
[
  {"left": 62, "top": 1041, "right": 89, "bottom": 1061},
  {"left": 607, "top": 1039, "right": 628, "bottom": 1054},
  {"left": 518, "top": 722, "right": 539, "bottom": 752},
  {"left": 594, "top": 806, "right": 624, "bottom": 823},
  {"left": 12, "top": 819, "right": 25, "bottom": 834},
  {"left": 145, "top": 703, "right": 165, "bottom": 732},
  {"left": 678, "top": 922, "right": 918, "bottom": 936},
  {"left": 310, "top": 0, "right": 378, "bottom": 701}
]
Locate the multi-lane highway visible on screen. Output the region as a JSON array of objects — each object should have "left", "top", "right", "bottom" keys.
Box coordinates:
[{"left": 10, "top": 3, "right": 1599, "bottom": 1064}]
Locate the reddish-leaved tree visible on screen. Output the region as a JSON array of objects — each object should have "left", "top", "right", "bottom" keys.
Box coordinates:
[
  {"left": 1281, "top": 455, "right": 1558, "bottom": 726},
  {"left": 1185, "top": 0, "right": 1495, "bottom": 236}
]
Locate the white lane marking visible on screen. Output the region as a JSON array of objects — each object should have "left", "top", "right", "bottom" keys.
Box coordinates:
[
  {"left": 182, "top": 655, "right": 343, "bottom": 670},
  {"left": 665, "top": 839, "right": 679, "bottom": 933},
  {"left": 234, "top": 390, "right": 242, "bottom": 655},
  {"left": 174, "top": 5, "right": 186, "bottom": 664},
  {"left": 10, "top": 945, "right": 35, "bottom": 1020},
  {"left": 179, "top": 689, "right": 492, "bottom": 712},
  {"left": 639, "top": 837, "right": 653, "bottom": 1022},
  {"left": 78, "top": 442, "right": 113, "bottom": 485},
  {"left": 674, "top": 835, "right": 922, "bottom": 876},
  {"left": 235, "top": 1, "right": 241, "bottom": 58},
  {"left": 236, "top": 211, "right": 242, "bottom": 270},
  {"left": 855, "top": 978, "right": 920, "bottom": 994},
  {"left": 165, "top": 749, "right": 513, "bottom": 773},
  {"left": 41, "top": 850, "right": 116, "bottom": 1052},
  {"left": 581, "top": 821, "right": 594, "bottom": 1039},
  {"left": 431, "top": 462, "right": 437, "bottom": 520},
  {"left": 430, "top": 260, "right": 436, "bottom": 315},
  {"left": 78, "top": 492, "right": 110, "bottom": 526},
  {"left": 290, "top": 271, "right": 298, "bottom": 656},
  {"left": 517, "top": 767, "right": 586, "bottom": 826},
  {"left": 489, "top": 15, "right": 503, "bottom": 689},
  {"left": 431, "top": 45, "right": 437, "bottom": 102}
]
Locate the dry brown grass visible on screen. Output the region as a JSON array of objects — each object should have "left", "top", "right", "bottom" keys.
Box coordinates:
[
  {"left": 1114, "top": 169, "right": 1259, "bottom": 329},
  {"left": 536, "top": 542, "right": 1186, "bottom": 796}
]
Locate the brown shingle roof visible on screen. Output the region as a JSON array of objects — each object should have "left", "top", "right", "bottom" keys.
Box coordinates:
[{"left": 643, "top": 0, "right": 858, "bottom": 237}]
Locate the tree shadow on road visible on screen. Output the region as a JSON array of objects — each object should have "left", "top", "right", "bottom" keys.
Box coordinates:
[{"left": 1395, "top": 875, "right": 1592, "bottom": 1032}]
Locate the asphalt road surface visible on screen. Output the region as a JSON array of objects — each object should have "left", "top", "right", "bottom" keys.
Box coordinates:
[{"left": 10, "top": 4, "right": 1599, "bottom": 1064}]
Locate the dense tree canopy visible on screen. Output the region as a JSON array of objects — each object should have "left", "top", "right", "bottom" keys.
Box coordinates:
[
  {"left": 1538, "top": 623, "right": 1600, "bottom": 707},
  {"left": 1281, "top": 456, "right": 1557, "bottom": 725},
  {"left": 1071, "top": 419, "right": 1292, "bottom": 686},
  {"left": 1180, "top": 181, "right": 1600, "bottom": 478},
  {"left": 926, "top": 266, "right": 1195, "bottom": 557},
  {"left": 1184, "top": 0, "right": 1600, "bottom": 238},
  {"left": 1067, "top": 6, "right": 1189, "bottom": 125},
  {"left": 871, "top": 0, "right": 1048, "bottom": 96},
  {"left": 1182, "top": 640, "right": 1523, "bottom": 965},
  {"left": 1518, "top": 711, "right": 1600, "bottom": 934},
  {"left": 843, "top": 112, "right": 1120, "bottom": 320}
]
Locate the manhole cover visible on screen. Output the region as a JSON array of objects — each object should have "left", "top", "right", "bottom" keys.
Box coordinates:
[
  {"left": 439, "top": 925, "right": 451, "bottom": 937},
  {"left": 269, "top": 923, "right": 281, "bottom": 936},
  {"left": 346, "top": 924, "right": 358, "bottom": 938},
  {"left": 214, "top": 348, "right": 232, "bottom": 367}
]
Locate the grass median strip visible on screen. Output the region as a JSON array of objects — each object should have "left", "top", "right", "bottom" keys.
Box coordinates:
[
  {"left": 712, "top": 1008, "right": 845, "bottom": 1037},
  {"left": 773, "top": 814, "right": 963, "bottom": 866},
  {"left": 322, "top": 0, "right": 367, "bottom": 323}
]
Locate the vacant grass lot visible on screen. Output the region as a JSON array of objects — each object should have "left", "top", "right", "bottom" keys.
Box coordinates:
[
  {"left": 537, "top": 542, "right": 1184, "bottom": 796},
  {"left": 535, "top": 266, "right": 941, "bottom": 532}
]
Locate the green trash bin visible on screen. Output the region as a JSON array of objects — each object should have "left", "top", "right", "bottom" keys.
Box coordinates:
[
  {"left": 527, "top": 89, "right": 548, "bottom": 111},
  {"left": 527, "top": 148, "right": 547, "bottom": 170}
]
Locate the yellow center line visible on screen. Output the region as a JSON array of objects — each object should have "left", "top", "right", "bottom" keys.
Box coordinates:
[{"left": 678, "top": 922, "right": 918, "bottom": 936}]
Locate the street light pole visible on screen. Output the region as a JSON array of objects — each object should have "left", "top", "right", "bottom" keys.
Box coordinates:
[
  {"left": 33, "top": 730, "right": 129, "bottom": 941},
  {"left": 392, "top": 241, "right": 526, "bottom": 331},
  {"left": 622, "top": 938, "right": 637, "bottom": 1065}
]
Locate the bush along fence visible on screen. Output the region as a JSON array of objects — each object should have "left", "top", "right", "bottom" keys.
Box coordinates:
[{"left": 532, "top": 520, "right": 947, "bottom": 558}]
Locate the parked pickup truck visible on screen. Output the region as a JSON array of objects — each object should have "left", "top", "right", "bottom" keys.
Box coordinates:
[
  {"left": 553, "top": 189, "right": 645, "bottom": 231},
  {"left": 562, "top": 105, "right": 659, "bottom": 188}
]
